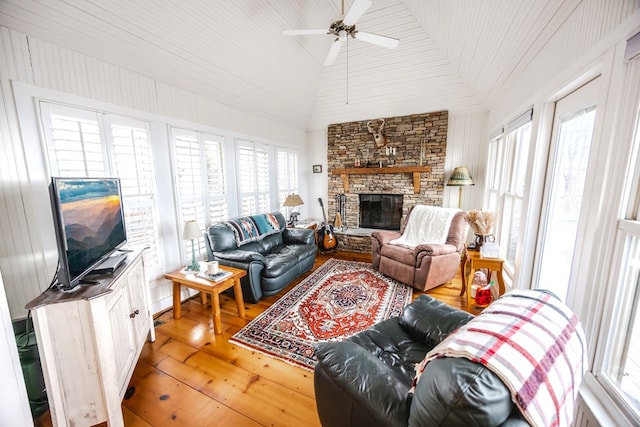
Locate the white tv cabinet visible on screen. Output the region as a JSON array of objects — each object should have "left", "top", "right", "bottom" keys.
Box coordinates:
[{"left": 26, "top": 248, "right": 155, "bottom": 426}]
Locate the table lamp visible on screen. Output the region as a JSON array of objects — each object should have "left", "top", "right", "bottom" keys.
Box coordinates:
[
  {"left": 446, "top": 166, "right": 475, "bottom": 209},
  {"left": 283, "top": 194, "right": 304, "bottom": 226},
  {"left": 183, "top": 220, "right": 201, "bottom": 271}
]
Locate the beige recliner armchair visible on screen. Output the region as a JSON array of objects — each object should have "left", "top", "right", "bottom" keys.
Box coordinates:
[{"left": 371, "top": 206, "right": 468, "bottom": 291}]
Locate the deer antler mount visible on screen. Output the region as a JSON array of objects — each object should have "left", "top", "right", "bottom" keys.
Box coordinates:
[{"left": 367, "top": 118, "right": 387, "bottom": 147}]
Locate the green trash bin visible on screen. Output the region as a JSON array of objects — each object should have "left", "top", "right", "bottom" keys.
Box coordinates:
[{"left": 13, "top": 317, "right": 48, "bottom": 419}]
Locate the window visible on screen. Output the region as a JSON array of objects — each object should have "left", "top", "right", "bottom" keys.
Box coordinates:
[
  {"left": 171, "top": 128, "right": 227, "bottom": 263},
  {"left": 40, "top": 102, "right": 165, "bottom": 278},
  {"left": 535, "top": 79, "right": 599, "bottom": 301},
  {"left": 276, "top": 148, "right": 299, "bottom": 208},
  {"left": 486, "top": 110, "right": 532, "bottom": 273},
  {"left": 596, "top": 54, "right": 640, "bottom": 422},
  {"left": 236, "top": 139, "right": 271, "bottom": 216}
]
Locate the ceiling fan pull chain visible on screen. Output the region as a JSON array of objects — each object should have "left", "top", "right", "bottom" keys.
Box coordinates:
[{"left": 346, "top": 36, "right": 349, "bottom": 105}]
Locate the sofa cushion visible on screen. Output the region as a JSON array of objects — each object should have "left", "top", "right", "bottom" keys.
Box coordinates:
[
  {"left": 206, "top": 223, "right": 238, "bottom": 252},
  {"left": 270, "top": 243, "right": 317, "bottom": 263},
  {"left": 348, "top": 318, "right": 431, "bottom": 382},
  {"left": 263, "top": 251, "right": 300, "bottom": 278},
  {"left": 380, "top": 244, "right": 417, "bottom": 266},
  {"left": 259, "top": 233, "right": 284, "bottom": 253}
]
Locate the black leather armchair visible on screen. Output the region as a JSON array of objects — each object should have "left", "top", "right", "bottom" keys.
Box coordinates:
[
  {"left": 314, "top": 295, "right": 527, "bottom": 427},
  {"left": 205, "top": 212, "right": 317, "bottom": 303}
]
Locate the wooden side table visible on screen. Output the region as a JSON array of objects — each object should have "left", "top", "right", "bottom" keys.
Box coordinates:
[
  {"left": 165, "top": 266, "right": 246, "bottom": 334},
  {"left": 460, "top": 249, "right": 506, "bottom": 311}
]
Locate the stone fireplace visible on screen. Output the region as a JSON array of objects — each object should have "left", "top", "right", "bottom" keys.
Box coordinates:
[{"left": 326, "top": 111, "right": 449, "bottom": 253}]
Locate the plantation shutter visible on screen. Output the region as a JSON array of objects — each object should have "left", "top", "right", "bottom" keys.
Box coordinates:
[
  {"left": 40, "top": 102, "right": 165, "bottom": 278},
  {"left": 172, "top": 129, "right": 207, "bottom": 260},
  {"left": 110, "top": 115, "right": 163, "bottom": 278},
  {"left": 276, "top": 148, "right": 299, "bottom": 209},
  {"left": 236, "top": 142, "right": 256, "bottom": 215},
  {"left": 236, "top": 140, "right": 272, "bottom": 216},
  {"left": 40, "top": 103, "right": 106, "bottom": 177},
  {"left": 256, "top": 145, "right": 271, "bottom": 213},
  {"left": 203, "top": 136, "right": 228, "bottom": 223}
]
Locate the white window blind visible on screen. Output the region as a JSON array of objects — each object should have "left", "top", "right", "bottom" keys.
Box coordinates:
[
  {"left": 276, "top": 148, "right": 299, "bottom": 209},
  {"left": 110, "top": 115, "right": 163, "bottom": 278},
  {"left": 236, "top": 139, "right": 271, "bottom": 216},
  {"left": 40, "top": 104, "right": 106, "bottom": 177},
  {"left": 40, "top": 102, "right": 165, "bottom": 278},
  {"left": 171, "top": 128, "right": 227, "bottom": 263},
  {"left": 204, "top": 137, "right": 228, "bottom": 223}
]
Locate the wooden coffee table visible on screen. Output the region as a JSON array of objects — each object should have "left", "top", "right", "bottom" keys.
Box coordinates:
[{"left": 165, "top": 266, "right": 246, "bottom": 334}]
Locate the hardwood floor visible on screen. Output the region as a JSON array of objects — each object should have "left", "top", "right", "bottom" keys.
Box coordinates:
[{"left": 37, "top": 252, "right": 467, "bottom": 427}]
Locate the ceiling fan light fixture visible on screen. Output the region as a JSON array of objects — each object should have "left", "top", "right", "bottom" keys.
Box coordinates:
[{"left": 283, "top": 0, "right": 399, "bottom": 66}]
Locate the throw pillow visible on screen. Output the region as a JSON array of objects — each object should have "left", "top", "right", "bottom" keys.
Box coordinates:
[{"left": 223, "top": 217, "right": 260, "bottom": 246}]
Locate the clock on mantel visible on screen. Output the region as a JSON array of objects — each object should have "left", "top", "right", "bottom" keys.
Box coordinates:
[{"left": 331, "top": 166, "right": 432, "bottom": 194}]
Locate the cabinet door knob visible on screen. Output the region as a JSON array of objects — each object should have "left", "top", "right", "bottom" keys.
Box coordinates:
[{"left": 130, "top": 309, "right": 140, "bottom": 318}]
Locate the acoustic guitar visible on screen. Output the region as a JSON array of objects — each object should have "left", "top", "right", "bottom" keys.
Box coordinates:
[{"left": 317, "top": 197, "right": 338, "bottom": 252}]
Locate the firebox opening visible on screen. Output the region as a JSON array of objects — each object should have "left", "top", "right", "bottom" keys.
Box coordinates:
[{"left": 359, "top": 194, "right": 403, "bottom": 230}]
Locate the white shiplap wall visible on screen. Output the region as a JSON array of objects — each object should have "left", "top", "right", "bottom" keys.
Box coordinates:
[
  {"left": 487, "top": 0, "right": 640, "bottom": 128},
  {"left": 1, "top": 0, "right": 638, "bottom": 134},
  {"left": 307, "top": 1, "right": 484, "bottom": 130},
  {"left": 0, "top": 26, "right": 307, "bottom": 318},
  {"left": 445, "top": 111, "right": 489, "bottom": 211}
]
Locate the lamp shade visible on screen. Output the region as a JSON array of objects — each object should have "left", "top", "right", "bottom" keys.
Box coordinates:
[
  {"left": 182, "top": 220, "right": 201, "bottom": 240},
  {"left": 447, "top": 166, "right": 475, "bottom": 186},
  {"left": 283, "top": 194, "right": 304, "bottom": 207}
]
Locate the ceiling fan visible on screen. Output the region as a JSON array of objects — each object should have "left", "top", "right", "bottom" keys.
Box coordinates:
[{"left": 283, "top": 0, "right": 400, "bottom": 66}]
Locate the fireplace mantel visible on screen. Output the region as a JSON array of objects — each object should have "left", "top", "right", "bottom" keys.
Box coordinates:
[{"left": 331, "top": 166, "right": 432, "bottom": 194}]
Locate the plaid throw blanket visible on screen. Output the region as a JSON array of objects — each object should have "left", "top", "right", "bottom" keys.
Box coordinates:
[{"left": 414, "top": 290, "right": 587, "bottom": 427}]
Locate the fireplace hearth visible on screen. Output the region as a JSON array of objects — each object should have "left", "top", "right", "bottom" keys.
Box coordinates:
[{"left": 359, "top": 194, "right": 403, "bottom": 230}]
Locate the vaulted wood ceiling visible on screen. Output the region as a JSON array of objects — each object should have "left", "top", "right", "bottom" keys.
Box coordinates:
[{"left": 1, "top": 0, "right": 637, "bottom": 130}]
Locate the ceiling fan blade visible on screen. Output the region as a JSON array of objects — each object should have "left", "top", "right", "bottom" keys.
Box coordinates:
[
  {"left": 283, "top": 29, "right": 329, "bottom": 36},
  {"left": 354, "top": 31, "right": 400, "bottom": 49},
  {"left": 324, "top": 40, "right": 343, "bottom": 66},
  {"left": 343, "top": 0, "right": 373, "bottom": 26}
]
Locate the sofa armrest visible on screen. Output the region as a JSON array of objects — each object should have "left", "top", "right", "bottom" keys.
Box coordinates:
[
  {"left": 413, "top": 243, "right": 458, "bottom": 257},
  {"left": 314, "top": 341, "right": 411, "bottom": 427},
  {"left": 399, "top": 295, "right": 472, "bottom": 349},
  {"left": 213, "top": 249, "right": 266, "bottom": 264},
  {"left": 409, "top": 357, "right": 517, "bottom": 427},
  {"left": 283, "top": 228, "right": 315, "bottom": 245},
  {"left": 371, "top": 230, "right": 401, "bottom": 247}
]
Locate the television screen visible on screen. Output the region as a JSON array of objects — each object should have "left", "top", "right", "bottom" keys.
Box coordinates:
[{"left": 50, "top": 177, "right": 127, "bottom": 289}]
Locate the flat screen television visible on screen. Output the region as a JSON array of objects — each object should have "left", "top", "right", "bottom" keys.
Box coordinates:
[{"left": 49, "top": 177, "right": 127, "bottom": 290}]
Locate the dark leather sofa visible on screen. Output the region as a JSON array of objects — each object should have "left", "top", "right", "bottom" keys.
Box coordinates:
[
  {"left": 314, "top": 295, "right": 527, "bottom": 427},
  {"left": 205, "top": 212, "right": 317, "bottom": 303}
]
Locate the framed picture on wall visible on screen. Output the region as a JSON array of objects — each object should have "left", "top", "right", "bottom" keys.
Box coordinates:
[{"left": 313, "top": 164, "right": 322, "bottom": 173}]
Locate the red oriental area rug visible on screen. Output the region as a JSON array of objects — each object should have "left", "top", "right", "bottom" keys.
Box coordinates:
[{"left": 229, "top": 259, "right": 413, "bottom": 371}]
